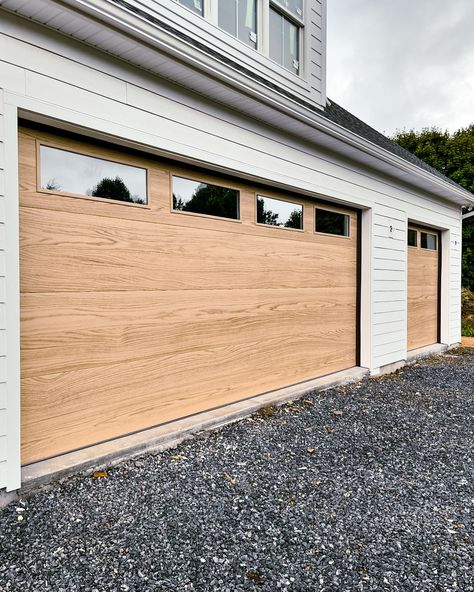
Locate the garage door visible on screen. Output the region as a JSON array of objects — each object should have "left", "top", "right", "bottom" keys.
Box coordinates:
[
  {"left": 407, "top": 225, "right": 440, "bottom": 350},
  {"left": 19, "top": 126, "right": 359, "bottom": 464}
]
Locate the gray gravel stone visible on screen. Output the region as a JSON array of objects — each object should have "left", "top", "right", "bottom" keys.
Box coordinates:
[{"left": 1, "top": 349, "right": 474, "bottom": 591}]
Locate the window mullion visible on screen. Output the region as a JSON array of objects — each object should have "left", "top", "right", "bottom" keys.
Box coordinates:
[
  {"left": 206, "top": 0, "right": 217, "bottom": 24},
  {"left": 260, "top": 0, "right": 270, "bottom": 55}
]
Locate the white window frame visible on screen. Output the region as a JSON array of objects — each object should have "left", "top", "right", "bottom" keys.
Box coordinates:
[{"left": 175, "top": 0, "right": 307, "bottom": 77}]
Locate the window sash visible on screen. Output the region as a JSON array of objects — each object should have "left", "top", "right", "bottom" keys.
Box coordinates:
[
  {"left": 218, "top": 0, "right": 257, "bottom": 48},
  {"left": 175, "top": 0, "right": 304, "bottom": 76},
  {"left": 269, "top": 6, "right": 300, "bottom": 74},
  {"left": 176, "top": 0, "right": 204, "bottom": 16}
]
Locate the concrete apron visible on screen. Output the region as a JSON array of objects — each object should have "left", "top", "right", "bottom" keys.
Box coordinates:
[{"left": 0, "top": 366, "right": 368, "bottom": 508}]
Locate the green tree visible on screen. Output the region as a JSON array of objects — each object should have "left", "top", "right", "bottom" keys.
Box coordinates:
[
  {"left": 91, "top": 176, "right": 144, "bottom": 204},
  {"left": 256, "top": 196, "right": 279, "bottom": 225},
  {"left": 174, "top": 183, "right": 238, "bottom": 219},
  {"left": 285, "top": 208, "right": 302, "bottom": 229},
  {"left": 392, "top": 125, "right": 474, "bottom": 290}
]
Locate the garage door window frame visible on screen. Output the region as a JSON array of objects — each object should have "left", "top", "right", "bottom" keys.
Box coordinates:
[
  {"left": 170, "top": 172, "right": 242, "bottom": 223},
  {"left": 255, "top": 193, "right": 305, "bottom": 232},
  {"left": 314, "top": 205, "right": 352, "bottom": 239},
  {"left": 36, "top": 140, "right": 151, "bottom": 209}
]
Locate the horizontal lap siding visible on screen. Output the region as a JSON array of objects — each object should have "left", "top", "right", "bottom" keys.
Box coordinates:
[
  {"left": 449, "top": 225, "right": 462, "bottom": 342},
  {"left": 371, "top": 208, "right": 407, "bottom": 367},
  {"left": 309, "top": 2, "right": 324, "bottom": 97}
]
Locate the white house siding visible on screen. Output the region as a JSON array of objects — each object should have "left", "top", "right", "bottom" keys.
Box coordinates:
[
  {"left": 0, "top": 87, "right": 7, "bottom": 488},
  {"left": 0, "top": 0, "right": 325, "bottom": 108},
  {"left": 0, "top": 14, "right": 463, "bottom": 488}
]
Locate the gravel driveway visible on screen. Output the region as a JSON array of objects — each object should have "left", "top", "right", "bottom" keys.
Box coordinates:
[{"left": 1, "top": 349, "right": 474, "bottom": 592}]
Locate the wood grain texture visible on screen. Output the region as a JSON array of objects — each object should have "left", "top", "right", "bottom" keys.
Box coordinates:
[
  {"left": 407, "top": 226, "right": 439, "bottom": 351},
  {"left": 19, "top": 127, "right": 358, "bottom": 464}
]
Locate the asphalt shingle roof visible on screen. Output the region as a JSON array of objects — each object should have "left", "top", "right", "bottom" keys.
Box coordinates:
[
  {"left": 322, "top": 99, "right": 461, "bottom": 189},
  {"left": 110, "top": 0, "right": 466, "bottom": 193}
]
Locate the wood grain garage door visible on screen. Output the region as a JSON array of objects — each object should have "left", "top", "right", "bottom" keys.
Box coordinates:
[
  {"left": 407, "top": 225, "right": 440, "bottom": 350},
  {"left": 19, "top": 126, "right": 358, "bottom": 464}
]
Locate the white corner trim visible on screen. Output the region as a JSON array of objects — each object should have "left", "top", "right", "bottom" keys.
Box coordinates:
[
  {"left": 359, "top": 208, "right": 373, "bottom": 369},
  {"left": 3, "top": 102, "right": 21, "bottom": 492}
]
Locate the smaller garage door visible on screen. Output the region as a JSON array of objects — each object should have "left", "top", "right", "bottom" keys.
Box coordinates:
[{"left": 407, "top": 225, "right": 440, "bottom": 350}]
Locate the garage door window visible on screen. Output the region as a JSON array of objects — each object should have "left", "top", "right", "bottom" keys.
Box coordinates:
[
  {"left": 256, "top": 195, "right": 303, "bottom": 229},
  {"left": 408, "top": 228, "right": 417, "bottom": 247},
  {"left": 172, "top": 176, "right": 240, "bottom": 220},
  {"left": 39, "top": 145, "right": 148, "bottom": 205},
  {"left": 315, "top": 208, "right": 350, "bottom": 237},
  {"left": 421, "top": 232, "right": 437, "bottom": 250}
]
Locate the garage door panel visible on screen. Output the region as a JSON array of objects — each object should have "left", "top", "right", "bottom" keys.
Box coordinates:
[
  {"left": 21, "top": 207, "right": 356, "bottom": 293},
  {"left": 22, "top": 320, "right": 356, "bottom": 463},
  {"left": 21, "top": 288, "right": 356, "bottom": 378}
]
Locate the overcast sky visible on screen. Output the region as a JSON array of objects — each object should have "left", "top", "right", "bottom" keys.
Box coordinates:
[{"left": 327, "top": 0, "right": 474, "bottom": 136}]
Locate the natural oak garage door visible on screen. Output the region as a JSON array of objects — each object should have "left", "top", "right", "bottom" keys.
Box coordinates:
[
  {"left": 407, "top": 225, "right": 440, "bottom": 351},
  {"left": 19, "top": 126, "right": 359, "bottom": 464}
]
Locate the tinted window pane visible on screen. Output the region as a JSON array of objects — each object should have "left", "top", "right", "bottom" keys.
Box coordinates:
[
  {"left": 421, "top": 232, "right": 437, "bottom": 250},
  {"left": 173, "top": 176, "right": 239, "bottom": 220},
  {"left": 177, "top": 0, "right": 203, "bottom": 15},
  {"left": 269, "top": 8, "right": 299, "bottom": 74},
  {"left": 218, "top": 0, "right": 257, "bottom": 48},
  {"left": 408, "top": 228, "right": 417, "bottom": 247},
  {"left": 257, "top": 195, "right": 303, "bottom": 229},
  {"left": 286, "top": 0, "right": 303, "bottom": 18},
  {"left": 40, "top": 145, "right": 147, "bottom": 205},
  {"left": 283, "top": 16, "right": 299, "bottom": 73},
  {"left": 269, "top": 8, "right": 282, "bottom": 64},
  {"left": 315, "top": 208, "right": 350, "bottom": 236}
]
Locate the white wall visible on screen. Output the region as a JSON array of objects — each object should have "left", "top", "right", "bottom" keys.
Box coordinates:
[
  {"left": 0, "top": 87, "right": 6, "bottom": 488},
  {"left": 0, "top": 84, "right": 21, "bottom": 492},
  {"left": 0, "top": 15, "right": 463, "bottom": 489}
]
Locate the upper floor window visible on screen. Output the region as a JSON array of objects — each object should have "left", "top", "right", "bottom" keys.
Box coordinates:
[
  {"left": 277, "top": 0, "right": 303, "bottom": 19},
  {"left": 175, "top": 0, "right": 305, "bottom": 76},
  {"left": 176, "top": 0, "right": 203, "bottom": 16},
  {"left": 218, "top": 0, "right": 257, "bottom": 49},
  {"left": 269, "top": 6, "right": 300, "bottom": 74}
]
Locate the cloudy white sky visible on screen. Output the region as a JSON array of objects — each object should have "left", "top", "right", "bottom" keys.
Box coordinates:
[{"left": 327, "top": 0, "right": 474, "bottom": 136}]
